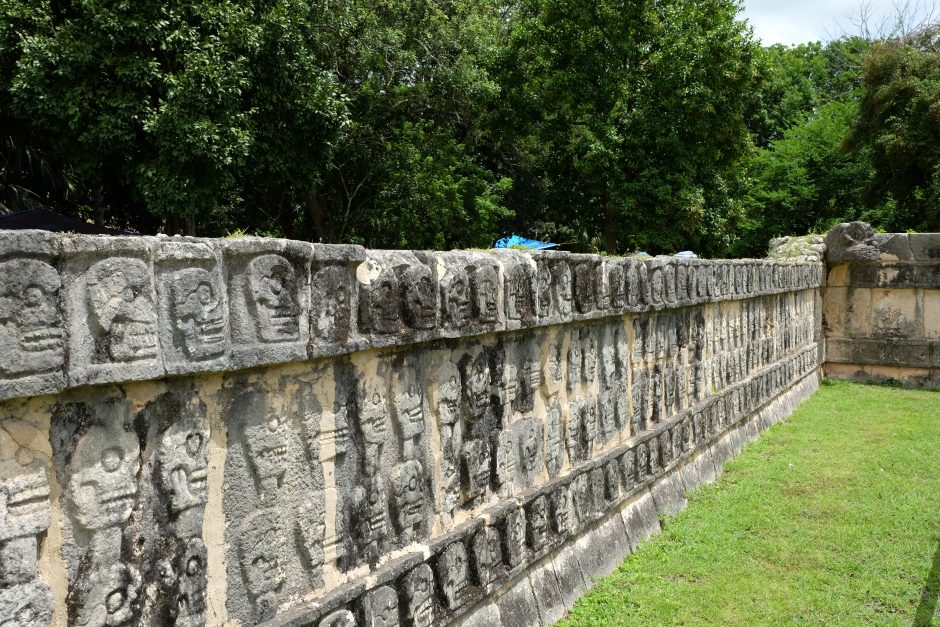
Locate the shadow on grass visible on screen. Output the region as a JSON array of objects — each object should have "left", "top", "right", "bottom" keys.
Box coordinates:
[{"left": 914, "top": 536, "right": 940, "bottom": 626}]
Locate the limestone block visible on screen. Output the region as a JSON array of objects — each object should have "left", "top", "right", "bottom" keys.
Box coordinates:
[
  {"left": 310, "top": 244, "right": 366, "bottom": 353},
  {"left": 908, "top": 233, "right": 940, "bottom": 261},
  {"left": 926, "top": 292, "right": 940, "bottom": 339},
  {"left": 915, "top": 263, "right": 940, "bottom": 288},
  {"left": 549, "top": 542, "right": 589, "bottom": 612},
  {"left": 494, "top": 573, "right": 540, "bottom": 627},
  {"left": 873, "top": 233, "right": 914, "bottom": 261},
  {"left": 650, "top": 471, "right": 687, "bottom": 519},
  {"left": 871, "top": 289, "right": 918, "bottom": 339},
  {"left": 0, "top": 230, "right": 66, "bottom": 400},
  {"left": 621, "top": 491, "right": 660, "bottom": 551},
  {"left": 574, "top": 512, "right": 632, "bottom": 582},
  {"left": 155, "top": 238, "right": 230, "bottom": 375},
  {"left": 825, "top": 222, "right": 880, "bottom": 262},
  {"left": 223, "top": 237, "right": 312, "bottom": 367},
  {"left": 526, "top": 555, "right": 567, "bottom": 625},
  {"left": 62, "top": 235, "right": 163, "bottom": 386}
]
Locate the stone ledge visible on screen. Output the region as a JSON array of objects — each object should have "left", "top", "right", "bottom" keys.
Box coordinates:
[{"left": 0, "top": 229, "right": 823, "bottom": 402}]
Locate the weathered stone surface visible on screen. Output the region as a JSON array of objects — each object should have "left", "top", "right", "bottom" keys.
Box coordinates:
[
  {"left": 621, "top": 491, "right": 661, "bottom": 551},
  {"left": 0, "top": 229, "right": 836, "bottom": 625},
  {"left": 825, "top": 222, "right": 880, "bottom": 262}
]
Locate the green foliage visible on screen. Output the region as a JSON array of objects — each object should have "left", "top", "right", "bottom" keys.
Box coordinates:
[
  {"left": 734, "top": 38, "right": 873, "bottom": 256},
  {"left": 848, "top": 28, "right": 940, "bottom": 232},
  {"left": 495, "top": 0, "right": 760, "bottom": 256},
  {"left": 2, "top": 1, "right": 935, "bottom": 251}
]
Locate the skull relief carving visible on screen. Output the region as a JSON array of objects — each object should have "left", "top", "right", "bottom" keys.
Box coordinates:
[
  {"left": 171, "top": 268, "right": 226, "bottom": 360},
  {"left": 86, "top": 258, "right": 158, "bottom": 362},
  {"left": 0, "top": 259, "right": 63, "bottom": 376},
  {"left": 247, "top": 255, "right": 301, "bottom": 342},
  {"left": 157, "top": 424, "right": 209, "bottom": 516},
  {"left": 402, "top": 564, "right": 434, "bottom": 627},
  {"left": 68, "top": 426, "right": 140, "bottom": 531}
]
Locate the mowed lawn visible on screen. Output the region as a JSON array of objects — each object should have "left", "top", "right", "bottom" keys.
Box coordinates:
[{"left": 558, "top": 380, "right": 940, "bottom": 626}]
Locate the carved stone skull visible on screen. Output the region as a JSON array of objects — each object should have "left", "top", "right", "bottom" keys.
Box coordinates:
[
  {"left": 312, "top": 266, "right": 351, "bottom": 343},
  {"left": 68, "top": 424, "right": 139, "bottom": 531},
  {"left": 472, "top": 265, "right": 500, "bottom": 323},
  {"left": 157, "top": 424, "right": 209, "bottom": 515},
  {"left": 247, "top": 254, "right": 300, "bottom": 343},
  {"left": 437, "top": 542, "right": 469, "bottom": 611},
  {"left": 362, "top": 585, "right": 399, "bottom": 627},
  {"left": 402, "top": 564, "right": 434, "bottom": 627},
  {"left": 0, "top": 259, "right": 63, "bottom": 376},
  {"left": 403, "top": 265, "right": 436, "bottom": 330},
  {"left": 86, "top": 258, "right": 158, "bottom": 362},
  {"left": 171, "top": 268, "right": 225, "bottom": 360}
]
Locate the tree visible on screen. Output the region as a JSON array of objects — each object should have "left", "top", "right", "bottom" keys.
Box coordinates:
[
  {"left": 493, "top": 0, "right": 760, "bottom": 255},
  {"left": 846, "top": 26, "right": 940, "bottom": 232}
]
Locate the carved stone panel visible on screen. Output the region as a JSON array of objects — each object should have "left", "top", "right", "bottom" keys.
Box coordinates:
[
  {"left": 402, "top": 263, "right": 438, "bottom": 331},
  {"left": 545, "top": 397, "right": 564, "bottom": 478},
  {"left": 156, "top": 241, "right": 229, "bottom": 375},
  {"left": 620, "top": 449, "right": 636, "bottom": 492},
  {"left": 391, "top": 460, "right": 428, "bottom": 544},
  {"left": 0, "top": 232, "right": 66, "bottom": 399},
  {"left": 526, "top": 495, "right": 549, "bottom": 549},
  {"left": 471, "top": 526, "right": 503, "bottom": 590},
  {"left": 551, "top": 260, "right": 573, "bottom": 317},
  {"left": 362, "top": 585, "right": 400, "bottom": 627},
  {"left": 514, "top": 418, "right": 543, "bottom": 481},
  {"left": 503, "top": 256, "right": 536, "bottom": 326},
  {"left": 223, "top": 384, "right": 326, "bottom": 621},
  {"left": 501, "top": 505, "right": 527, "bottom": 569},
  {"left": 549, "top": 485, "right": 574, "bottom": 537},
  {"left": 436, "top": 542, "right": 470, "bottom": 612},
  {"left": 223, "top": 239, "right": 311, "bottom": 366},
  {"left": 402, "top": 564, "right": 434, "bottom": 627},
  {"left": 310, "top": 244, "right": 365, "bottom": 349},
  {"left": 440, "top": 263, "right": 472, "bottom": 330},
  {"left": 51, "top": 398, "right": 145, "bottom": 626},
  {"left": 470, "top": 262, "right": 501, "bottom": 325},
  {"left": 63, "top": 238, "right": 162, "bottom": 385},
  {"left": 460, "top": 439, "right": 490, "bottom": 506},
  {"left": 572, "top": 261, "right": 595, "bottom": 314},
  {"left": 494, "top": 430, "right": 517, "bottom": 489}
]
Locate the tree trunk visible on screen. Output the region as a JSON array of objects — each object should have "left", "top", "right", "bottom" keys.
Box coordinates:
[
  {"left": 604, "top": 198, "right": 617, "bottom": 255},
  {"left": 306, "top": 187, "right": 327, "bottom": 242}
]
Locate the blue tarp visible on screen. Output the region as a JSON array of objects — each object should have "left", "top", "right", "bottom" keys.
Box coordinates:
[{"left": 493, "top": 234, "right": 558, "bottom": 250}]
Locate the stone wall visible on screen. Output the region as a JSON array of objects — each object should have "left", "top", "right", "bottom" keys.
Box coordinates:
[
  {"left": 0, "top": 230, "right": 823, "bottom": 626},
  {"left": 822, "top": 223, "right": 940, "bottom": 387}
]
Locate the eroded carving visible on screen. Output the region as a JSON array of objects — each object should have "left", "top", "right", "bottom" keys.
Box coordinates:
[
  {"left": 362, "top": 585, "right": 399, "bottom": 627},
  {"left": 86, "top": 258, "right": 158, "bottom": 362},
  {"left": 171, "top": 268, "right": 226, "bottom": 361},
  {"left": 437, "top": 542, "right": 470, "bottom": 611},
  {"left": 402, "top": 564, "right": 434, "bottom": 627},
  {"left": 0, "top": 259, "right": 63, "bottom": 376},
  {"left": 391, "top": 460, "right": 426, "bottom": 544},
  {"left": 247, "top": 254, "right": 301, "bottom": 342}
]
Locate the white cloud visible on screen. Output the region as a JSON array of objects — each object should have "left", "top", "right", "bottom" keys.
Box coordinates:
[{"left": 740, "top": 0, "right": 935, "bottom": 45}]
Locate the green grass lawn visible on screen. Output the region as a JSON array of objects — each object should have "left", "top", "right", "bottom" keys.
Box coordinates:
[{"left": 558, "top": 380, "right": 940, "bottom": 626}]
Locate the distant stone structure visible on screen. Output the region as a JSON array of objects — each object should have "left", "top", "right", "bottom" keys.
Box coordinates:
[
  {"left": 0, "top": 230, "right": 825, "bottom": 625},
  {"left": 822, "top": 222, "right": 940, "bottom": 387}
]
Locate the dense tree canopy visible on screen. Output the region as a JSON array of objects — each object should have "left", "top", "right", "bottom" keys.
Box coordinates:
[{"left": 0, "top": 1, "right": 936, "bottom": 254}]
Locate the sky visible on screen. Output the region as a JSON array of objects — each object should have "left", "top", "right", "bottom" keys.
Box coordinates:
[{"left": 740, "top": 0, "right": 935, "bottom": 45}]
